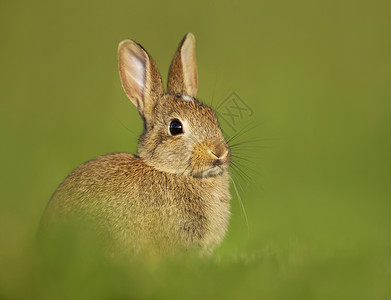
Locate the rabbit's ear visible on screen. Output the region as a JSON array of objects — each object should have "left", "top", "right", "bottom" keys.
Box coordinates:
[
  {"left": 167, "top": 33, "right": 198, "bottom": 98},
  {"left": 118, "top": 40, "right": 164, "bottom": 125}
]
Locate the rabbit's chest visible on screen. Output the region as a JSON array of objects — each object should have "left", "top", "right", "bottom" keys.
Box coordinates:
[
  {"left": 134, "top": 173, "right": 231, "bottom": 251},
  {"left": 175, "top": 189, "right": 230, "bottom": 250}
]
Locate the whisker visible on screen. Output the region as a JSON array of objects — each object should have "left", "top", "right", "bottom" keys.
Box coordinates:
[
  {"left": 117, "top": 119, "right": 137, "bottom": 136},
  {"left": 234, "top": 177, "right": 246, "bottom": 204},
  {"left": 234, "top": 159, "right": 262, "bottom": 179},
  {"left": 230, "top": 162, "right": 252, "bottom": 182},
  {"left": 226, "top": 122, "right": 264, "bottom": 144},
  {"left": 230, "top": 164, "right": 247, "bottom": 182},
  {"left": 229, "top": 138, "right": 275, "bottom": 148},
  {"left": 231, "top": 153, "right": 260, "bottom": 166},
  {"left": 230, "top": 152, "right": 259, "bottom": 161},
  {"left": 230, "top": 154, "right": 254, "bottom": 164},
  {"left": 230, "top": 177, "right": 249, "bottom": 234}
]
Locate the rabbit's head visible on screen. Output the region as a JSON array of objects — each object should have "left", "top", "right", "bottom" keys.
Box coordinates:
[{"left": 118, "top": 33, "right": 230, "bottom": 178}]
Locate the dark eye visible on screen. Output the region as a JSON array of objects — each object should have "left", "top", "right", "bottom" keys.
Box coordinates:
[{"left": 169, "top": 119, "right": 183, "bottom": 135}]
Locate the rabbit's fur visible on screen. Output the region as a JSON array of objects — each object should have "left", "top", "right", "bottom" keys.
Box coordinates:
[{"left": 41, "top": 33, "right": 231, "bottom": 255}]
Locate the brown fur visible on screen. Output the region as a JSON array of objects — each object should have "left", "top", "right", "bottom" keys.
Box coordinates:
[{"left": 41, "top": 33, "right": 231, "bottom": 255}]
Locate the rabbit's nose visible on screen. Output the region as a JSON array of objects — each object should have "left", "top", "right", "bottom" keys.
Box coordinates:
[
  {"left": 218, "top": 149, "right": 229, "bottom": 160},
  {"left": 208, "top": 148, "right": 230, "bottom": 165}
]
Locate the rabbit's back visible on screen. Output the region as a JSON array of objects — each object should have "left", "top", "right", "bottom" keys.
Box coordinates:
[{"left": 42, "top": 153, "right": 230, "bottom": 253}]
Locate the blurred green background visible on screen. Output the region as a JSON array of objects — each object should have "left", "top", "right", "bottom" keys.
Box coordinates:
[{"left": 1, "top": 0, "right": 391, "bottom": 299}]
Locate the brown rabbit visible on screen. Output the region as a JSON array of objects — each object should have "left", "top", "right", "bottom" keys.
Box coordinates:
[{"left": 41, "top": 33, "right": 231, "bottom": 255}]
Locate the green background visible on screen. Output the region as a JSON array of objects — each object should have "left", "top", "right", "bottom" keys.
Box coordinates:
[{"left": 1, "top": 0, "right": 390, "bottom": 299}]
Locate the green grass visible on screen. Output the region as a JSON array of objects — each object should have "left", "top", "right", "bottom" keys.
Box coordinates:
[
  {"left": 1, "top": 228, "right": 390, "bottom": 299},
  {"left": 1, "top": 0, "right": 391, "bottom": 299}
]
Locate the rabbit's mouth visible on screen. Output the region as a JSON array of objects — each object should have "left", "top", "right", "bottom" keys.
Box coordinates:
[
  {"left": 204, "top": 166, "right": 224, "bottom": 177},
  {"left": 191, "top": 165, "right": 225, "bottom": 178},
  {"left": 189, "top": 143, "right": 230, "bottom": 178}
]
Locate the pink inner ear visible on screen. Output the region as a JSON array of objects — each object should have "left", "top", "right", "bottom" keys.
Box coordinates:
[
  {"left": 124, "top": 47, "right": 146, "bottom": 97},
  {"left": 118, "top": 41, "right": 148, "bottom": 110}
]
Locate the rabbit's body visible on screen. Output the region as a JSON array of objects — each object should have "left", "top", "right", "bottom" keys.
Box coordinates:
[
  {"left": 43, "top": 153, "right": 230, "bottom": 254},
  {"left": 41, "top": 33, "right": 231, "bottom": 255}
]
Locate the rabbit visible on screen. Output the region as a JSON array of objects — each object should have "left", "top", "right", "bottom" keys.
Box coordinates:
[{"left": 40, "top": 33, "right": 231, "bottom": 255}]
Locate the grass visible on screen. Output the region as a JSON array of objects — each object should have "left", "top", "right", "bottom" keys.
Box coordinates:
[{"left": 0, "top": 227, "right": 389, "bottom": 299}]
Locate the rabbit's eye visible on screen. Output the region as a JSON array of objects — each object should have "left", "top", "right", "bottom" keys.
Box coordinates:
[{"left": 169, "top": 119, "right": 183, "bottom": 135}]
